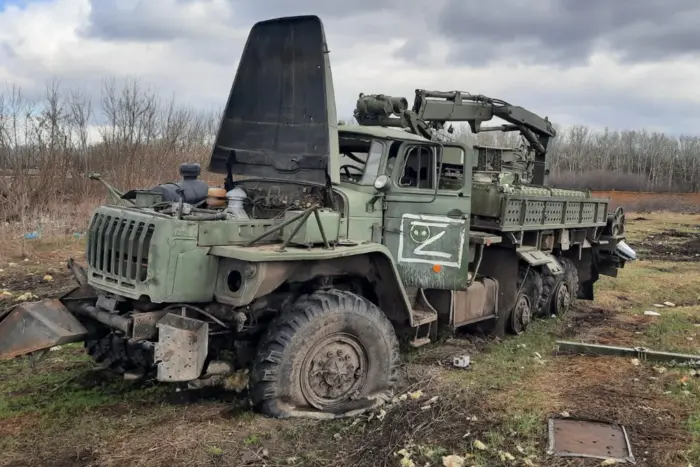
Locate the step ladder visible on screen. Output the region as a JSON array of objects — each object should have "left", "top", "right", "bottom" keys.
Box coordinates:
[{"left": 407, "top": 288, "right": 438, "bottom": 348}]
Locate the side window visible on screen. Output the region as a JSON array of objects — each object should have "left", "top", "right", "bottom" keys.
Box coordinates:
[
  {"left": 338, "top": 135, "right": 384, "bottom": 185},
  {"left": 438, "top": 147, "right": 466, "bottom": 190},
  {"left": 398, "top": 145, "right": 435, "bottom": 189},
  {"left": 385, "top": 141, "right": 402, "bottom": 177},
  {"left": 359, "top": 140, "right": 384, "bottom": 185}
]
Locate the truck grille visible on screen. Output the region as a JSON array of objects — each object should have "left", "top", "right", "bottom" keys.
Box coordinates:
[{"left": 87, "top": 213, "right": 155, "bottom": 286}]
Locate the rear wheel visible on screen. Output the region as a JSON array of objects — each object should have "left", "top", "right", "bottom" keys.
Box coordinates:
[
  {"left": 508, "top": 266, "right": 542, "bottom": 335},
  {"left": 250, "top": 289, "right": 400, "bottom": 418},
  {"left": 551, "top": 257, "right": 580, "bottom": 316}
]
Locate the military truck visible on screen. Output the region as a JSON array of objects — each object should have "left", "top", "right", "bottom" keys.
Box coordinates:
[{"left": 0, "top": 15, "right": 636, "bottom": 419}]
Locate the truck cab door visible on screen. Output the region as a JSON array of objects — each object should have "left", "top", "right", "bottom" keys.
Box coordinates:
[{"left": 381, "top": 141, "right": 472, "bottom": 291}]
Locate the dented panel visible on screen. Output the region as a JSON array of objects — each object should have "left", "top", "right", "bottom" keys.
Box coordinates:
[
  {"left": 154, "top": 313, "right": 208, "bottom": 382},
  {"left": 0, "top": 300, "right": 88, "bottom": 359}
]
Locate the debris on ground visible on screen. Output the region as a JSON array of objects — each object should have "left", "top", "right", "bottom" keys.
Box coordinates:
[
  {"left": 547, "top": 418, "right": 635, "bottom": 463},
  {"left": 472, "top": 440, "right": 487, "bottom": 451},
  {"left": 452, "top": 355, "right": 470, "bottom": 368},
  {"left": 498, "top": 450, "right": 516, "bottom": 462},
  {"left": 442, "top": 454, "right": 466, "bottom": 467},
  {"left": 15, "top": 292, "right": 38, "bottom": 302},
  {"left": 644, "top": 310, "right": 661, "bottom": 316},
  {"left": 556, "top": 340, "right": 700, "bottom": 365}
]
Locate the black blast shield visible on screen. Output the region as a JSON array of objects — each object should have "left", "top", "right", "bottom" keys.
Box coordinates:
[{"left": 208, "top": 15, "right": 337, "bottom": 185}]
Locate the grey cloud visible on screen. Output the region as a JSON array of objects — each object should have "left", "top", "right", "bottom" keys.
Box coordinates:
[
  {"left": 484, "top": 84, "right": 700, "bottom": 137},
  {"left": 4, "top": 0, "right": 699, "bottom": 137},
  {"left": 81, "top": 0, "right": 235, "bottom": 41},
  {"left": 80, "top": 0, "right": 408, "bottom": 66},
  {"left": 431, "top": 0, "right": 700, "bottom": 66},
  {"left": 82, "top": 0, "right": 398, "bottom": 42}
]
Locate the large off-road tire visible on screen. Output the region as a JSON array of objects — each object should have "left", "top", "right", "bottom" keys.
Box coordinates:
[
  {"left": 508, "top": 266, "right": 543, "bottom": 335},
  {"left": 84, "top": 325, "right": 153, "bottom": 373},
  {"left": 250, "top": 289, "right": 401, "bottom": 419},
  {"left": 537, "top": 270, "right": 557, "bottom": 317},
  {"left": 550, "top": 257, "right": 580, "bottom": 316}
]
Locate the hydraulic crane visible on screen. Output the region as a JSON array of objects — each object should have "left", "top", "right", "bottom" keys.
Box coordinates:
[{"left": 353, "top": 89, "right": 557, "bottom": 185}]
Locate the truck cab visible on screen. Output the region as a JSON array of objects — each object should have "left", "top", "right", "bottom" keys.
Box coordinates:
[{"left": 335, "top": 125, "right": 479, "bottom": 292}]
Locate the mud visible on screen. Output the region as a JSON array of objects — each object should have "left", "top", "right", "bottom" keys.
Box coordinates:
[{"left": 635, "top": 228, "right": 700, "bottom": 261}]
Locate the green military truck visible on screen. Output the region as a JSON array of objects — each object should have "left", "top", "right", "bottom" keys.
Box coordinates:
[{"left": 0, "top": 15, "right": 635, "bottom": 419}]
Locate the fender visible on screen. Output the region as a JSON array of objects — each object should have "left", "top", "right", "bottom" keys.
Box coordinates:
[{"left": 209, "top": 243, "right": 416, "bottom": 327}]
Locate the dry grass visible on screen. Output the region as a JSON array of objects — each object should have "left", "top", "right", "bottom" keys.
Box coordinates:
[
  {"left": 592, "top": 191, "right": 700, "bottom": 213},
  {"left": 2, "top": 211, "right": 700, "bottom": 467}
]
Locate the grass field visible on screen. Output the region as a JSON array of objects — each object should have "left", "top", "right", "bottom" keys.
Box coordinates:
[{"left": 2, "top": 212, "right": 700, "bottom": 467}]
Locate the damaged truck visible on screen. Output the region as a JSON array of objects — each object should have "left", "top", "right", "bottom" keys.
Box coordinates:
[{"left": 0, "top": 15, "right": 636, "bottom": 419}]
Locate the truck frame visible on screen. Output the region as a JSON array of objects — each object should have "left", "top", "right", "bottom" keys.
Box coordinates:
[{"left": 0, "top": 15, "right": 636, "bottom": 419}]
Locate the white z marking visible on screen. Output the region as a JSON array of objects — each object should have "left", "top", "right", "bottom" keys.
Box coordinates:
[
  {"left": 412, "top": 228, "right": 451, "bottom": 258},
  {"left": 397, "top": 214, "right": 466, "bottom": 268}
]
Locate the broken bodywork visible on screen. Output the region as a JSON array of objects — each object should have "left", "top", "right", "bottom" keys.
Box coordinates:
[{"left": 0, "top": 14, "right": 636, "bottom": 420}]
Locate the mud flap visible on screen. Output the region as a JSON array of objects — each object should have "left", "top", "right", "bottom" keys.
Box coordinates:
[
  {"left": 517, "top": 248, "right": 564, "bottom": 275},
  {"left": 154, "top": 313, "right": 208, "bottom": 382},
  {"left": 0, "top": 299, "right": 88, "bottom": 359}
]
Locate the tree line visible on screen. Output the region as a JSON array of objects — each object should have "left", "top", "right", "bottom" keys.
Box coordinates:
[{"left": 1, "top": 79, "right": 699, "bottom": 223}]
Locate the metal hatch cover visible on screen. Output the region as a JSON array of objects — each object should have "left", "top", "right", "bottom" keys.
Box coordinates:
[
  {"left": 208, "top": 15, "right": 336, "bottom": 185},
  {"left": 547, "top": 417, "right": 635, "bottom": 464}
]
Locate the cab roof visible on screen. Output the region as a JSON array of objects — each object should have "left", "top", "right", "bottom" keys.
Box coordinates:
[{"left": 338, "top": 124, "right": 430, "bottom": 143}]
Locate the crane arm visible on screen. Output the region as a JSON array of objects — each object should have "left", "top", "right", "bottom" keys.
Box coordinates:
[
  {"left": 353, "top": 89, "right": 556, "bottom": 156},
  {"left": 353, "top": 89, "right": 556, "bottom": 186}
]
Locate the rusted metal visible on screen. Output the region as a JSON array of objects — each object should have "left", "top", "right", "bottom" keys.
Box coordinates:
[
  {"left": 131, "top": 311, "right": 169, "bottom": 340},
  {"left": 547, "top": 418, "right": 635, "bottom": 463},
  {"left": 71, "top": 304, "right": 131, "bottom": 334},
  {"left": 0, "top": 299, "right": 88, "bottom": 359},
  {"left": 452, "top": 278, "right": 498, "bottom": 327},
  {"left": 556, "top": 340, "right": 700, "bottom": 365},
  {"left": 154, "top": 313, "right": 208, "bottom": 382}
]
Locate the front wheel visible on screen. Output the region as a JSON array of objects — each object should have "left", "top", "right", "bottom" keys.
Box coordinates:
[{"left": 250, "top": 289, "right": 400, "bottom": 418}]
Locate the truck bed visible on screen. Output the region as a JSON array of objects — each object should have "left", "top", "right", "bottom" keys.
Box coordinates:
[{"left": 470, "top": 183, "right": 609, "bottom": 232}]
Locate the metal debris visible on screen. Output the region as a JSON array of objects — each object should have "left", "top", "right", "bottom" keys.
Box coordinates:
[
  {"left": 556, "top": 340, "right": 700, "bottom": 365},
  {"left": 547, "top": 418, "right": 635, "bottom": 463},
  {"left": 453, "top": 355, "right": 471, "bottom": 368}
]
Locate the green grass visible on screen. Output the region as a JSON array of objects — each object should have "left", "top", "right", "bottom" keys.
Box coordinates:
[
  {"left": 2, "top": 211, "right": 700, "bottom": 466},
  {"left": 0, "top": 344, "right": 170, "bottom": 421}
]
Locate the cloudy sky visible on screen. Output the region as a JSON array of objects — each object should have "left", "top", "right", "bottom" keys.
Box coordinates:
[{"left": 1, "top": 0, "right": 699, "bottom": 136}]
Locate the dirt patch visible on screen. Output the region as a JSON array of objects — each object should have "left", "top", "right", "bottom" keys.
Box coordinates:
[
  {"left": 557, "top": 357, "right": 694, "bottom": 467},
  {"left": 635, "top": 229, "right": 700, "bottom": 261},
  {"left": 556, "top": 306, "right": 617, "bottom": 339},
  {"left": 558, "top": 307, "right": 653, "bottom": 347},
  {"left": 0, "top": 413, "right": 41, "bottom": 438}
]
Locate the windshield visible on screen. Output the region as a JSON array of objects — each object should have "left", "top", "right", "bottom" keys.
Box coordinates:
[{"left": 338, "top": 135, "right": 384, "bottom": 185}]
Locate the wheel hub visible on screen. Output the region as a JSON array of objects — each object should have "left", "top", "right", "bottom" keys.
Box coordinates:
[
  {"left": 554, "top": 282, "right": 571, "bottom": 315},
  {"left": 512, "top": 294, "right": 531, "bottom": 334},
  {"left": 301, "top": 333, "right": 368, "bottom": 411}
]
